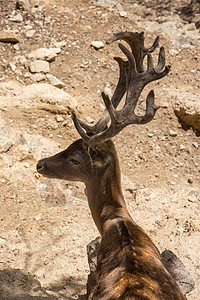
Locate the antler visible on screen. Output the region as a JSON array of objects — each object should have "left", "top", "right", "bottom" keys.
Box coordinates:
[{"left": 72, "top": 32, "right": 170, "bottom": 147}]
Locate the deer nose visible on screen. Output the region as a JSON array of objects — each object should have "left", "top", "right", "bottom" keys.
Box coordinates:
[{"left": 36, "top": 159, "right": 45, "bottom": 173}]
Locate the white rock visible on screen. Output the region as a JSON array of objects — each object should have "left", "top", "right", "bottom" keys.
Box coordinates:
[
  {"left": 179, "top": 144, "right": 186, "bottom": 151},
  {"left": 10, "top": 14, "right": 23, "bottom": 23},
  {"left": 55, "top": 115, "right": 65, "bottom": 122},
  {"left": 29, "top": 60, "right": 50, "bottom": 73},
  {"left": 53, "top": 40, "right": 67, "bottom": 48},
  {"left": 85, "top": 116, "right": 94, "bottom": 123},
  {"left": 119, "top": 11, "right": 127, "bottom": 17},
  {"left": 27, "top": 47, "right": 61, "bottom": 61},
  {"left": 169, "top": 130, "right": 177, "bottom": 137},
  {"left": 8, "top": 62, "right": 16, "bottom": 72},
  {"left": 31, "top": 73, "right": 46, "bottom": 82},
  {"left": 47, "top": 74, "right": 65, "bottom": 88},
  {"left": 91, "top": 41, "right": 104, "bottom": 50},
  {"left": 26, "top": 30, "right": 36, "bottom": 38}
]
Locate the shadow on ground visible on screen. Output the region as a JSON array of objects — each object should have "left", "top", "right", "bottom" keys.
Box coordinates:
[{"left": 0, "top": 268, "right": 86, "bottom": 300}]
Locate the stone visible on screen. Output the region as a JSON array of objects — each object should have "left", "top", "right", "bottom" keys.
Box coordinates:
[
  {"left": 55, "top": 115, "right": 65, "bottom": 122},
  {"left": 9, "top": 13, "right": 23, "bottom": 23},
  {"left": 161, "top": 250, "right": 195, "bottom": 295},
  {"left": 169, "top": 130, "right": 177, "bottom": 137},
  {"left": 26, "top": 30, "right": 36, "bottom": 38},
  {"left": 86, "top": 116, "right": 94, "bottom": 123},
  {"left": 29, "top": 60, "right": 50, "bottom": 73},
  {"left": 192, "top": 142, "right": 198, "bottom": 148},
  {"left": 91, "top": 41, "right": 104, "bottom": 50},
  {"left": 8, "top": 63, "right": 16, "bottom": 72},
  {"left": 179, "top": 144, "right": 186, "bottom": 151},
  {"left": 53, "top": 41, "right": 67, "bottom": 48},
  {"left": 47, "top": 74, "right": 65, "bottom": 88},
  {"left": 27, "top": 47, "right": 61, "bottom": 61},
  {"left": 0, "top": 30, "right": 20, "bottom": 43},
  {"left": 16, "top": 0, "right": 30, "bottom": 10},
  {"left": 174, "top": 96, "right": 200, "bottom": 133},
  {"left": 31, "top": 73, "right": 46, "bottom": 82},
  {"left": 119, "top": 11, "right": 127, "bottom": 17}
]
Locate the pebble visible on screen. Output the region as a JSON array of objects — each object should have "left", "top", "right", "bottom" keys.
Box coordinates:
[
  {"left": 179, "top": 144, "right": 186, "bottom": 151},
  {"left": 85, "top": 116, "right": 94, "bottom": 123},
  {"left": 8, "top": 62, "right": 16, "bottom": 72},
  {"left": 169, "top": 130, "right": 177, "bottom": 137},
  {"left": 26, "top": 30, "right": 36, "bottom": 38},
  {"left": 188, "top": 177, "right": 193, "bottom": 184},
  {"left": 91, "top": 41, "right": 104, "bottom": 50},
  {"left": 55, "top": 115, "right": 65, "bottom": 122},
  {"left": 9, "top": 14, "right": 23, "bottom": 23},
  {"left": 47, "top": 74, "right": 65, "bottom": 88},
  {"left": 192, "top": 142, "right": 198, "bottom": 148},
  {"left": 34, "top": 213, "right": 42, "bottom": 221},
  {"left": 119, "top": 11, "right": 127, "bottom": 17}
]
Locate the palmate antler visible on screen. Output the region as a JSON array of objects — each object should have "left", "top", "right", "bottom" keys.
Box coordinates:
[{"left": 72, "top": 31, "right": 170, "bottom": 147}]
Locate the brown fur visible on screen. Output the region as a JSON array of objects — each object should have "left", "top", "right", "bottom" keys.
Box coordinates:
[{"left": 37, "top": 139, "right": 186, "bottom": 300}]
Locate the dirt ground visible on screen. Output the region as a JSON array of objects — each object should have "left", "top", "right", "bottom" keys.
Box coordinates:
[{"left": 0, "top": 0, "right": 200, "bottom": 299}]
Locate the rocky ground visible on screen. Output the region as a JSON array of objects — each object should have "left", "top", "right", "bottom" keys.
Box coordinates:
[{"left": 0, "top": 0, "right": 200, "bottom": 299}]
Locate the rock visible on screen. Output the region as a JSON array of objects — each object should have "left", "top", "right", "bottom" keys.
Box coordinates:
[
  {"left": 26, "top": 30, "right": 36, "bottom": 38},
  {"left": 169, "top": 130, "right": 177, "bottom": 137},
  {"left": 53, "top": 41, "right": 67, "bottom": 48},
  {"left": 119, "top": 11, "right": 127, "bottom": 17},
  {"left": 29, "top": 60, "right": 50, "bottom": 73},
  {"left": 0, "top": 30, "right": 20, "bottom": 43},
  {"left": 86, "top": 237, "right": 101, "bottom": 298},
  {"left": 192, "top": 142, "right": 198, "bottom": 148},
  {"left": 179, "top": 144, "right": 186, "bottom": 151},
  {"left": 9, "top": 13, "right": 23, "bottom": 23},
  {"left": 85, "top": 116, "right": 94, "bottom": 123},
  {"left": 47, "top": 74, "right": 65, "bottom": 88},
  {"left": 31, "top": 73, "right": 46, "bottom": 82},
  {"left": 0, "top": 81, "right": 77, "bottom": 114},
  {"left": 8, "top": 63, "right": 17, "bottom": 72},
  {"left": 16, "top": 0, "right": 30, "bottom": 10},
  {"left": 27, "top": 47, "right": 61, "bottom": 62},
  {"left": 91, "top": 41, "right": 104, "bottom": 50},
  {"left": 55, "top": 115, "right": 65, "bottom": 122},
  {"left": 161, "top": 250, "right": 195, "bottom": 295},
  {"left": 174, "top": 98, "right": 200, "bottom": 133}
]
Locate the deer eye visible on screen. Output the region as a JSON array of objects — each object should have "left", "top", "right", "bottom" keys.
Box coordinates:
[{"left": 70, "top": 158, "right": 80, "bottom": 165}]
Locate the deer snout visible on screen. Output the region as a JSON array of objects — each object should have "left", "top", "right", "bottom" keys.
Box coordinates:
[{"left": 36, "top": 159, "right": 46, "bottom": 174}]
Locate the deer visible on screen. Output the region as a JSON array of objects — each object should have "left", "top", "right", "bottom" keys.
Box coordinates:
[{"left": 36, "top": 31, "right": 186, "bottom": 300}]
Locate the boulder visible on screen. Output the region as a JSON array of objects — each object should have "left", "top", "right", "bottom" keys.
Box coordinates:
[{"left": 174, "top": 97, "right": 200, "bottom": 133}]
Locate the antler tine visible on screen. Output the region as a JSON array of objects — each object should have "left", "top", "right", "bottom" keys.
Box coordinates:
[
  {"left": 72, "top": 56, "right": 127, "bottom": 135},
  {"left": 106, "top": 31, "right": 159, "bottom": 72}
]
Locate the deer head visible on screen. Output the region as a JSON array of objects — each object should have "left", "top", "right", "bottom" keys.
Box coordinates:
[{"left": 37, "top": 31, "right": 170, "bottom": 186}]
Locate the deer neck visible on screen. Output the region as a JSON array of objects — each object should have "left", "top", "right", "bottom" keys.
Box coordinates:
[{"left": 85, "top": 151, "right": 131, "bottom": 236}]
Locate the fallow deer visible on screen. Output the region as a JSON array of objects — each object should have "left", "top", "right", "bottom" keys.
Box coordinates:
[{"left": 37, "top": 31, "right": 186, "bottom": 299}]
